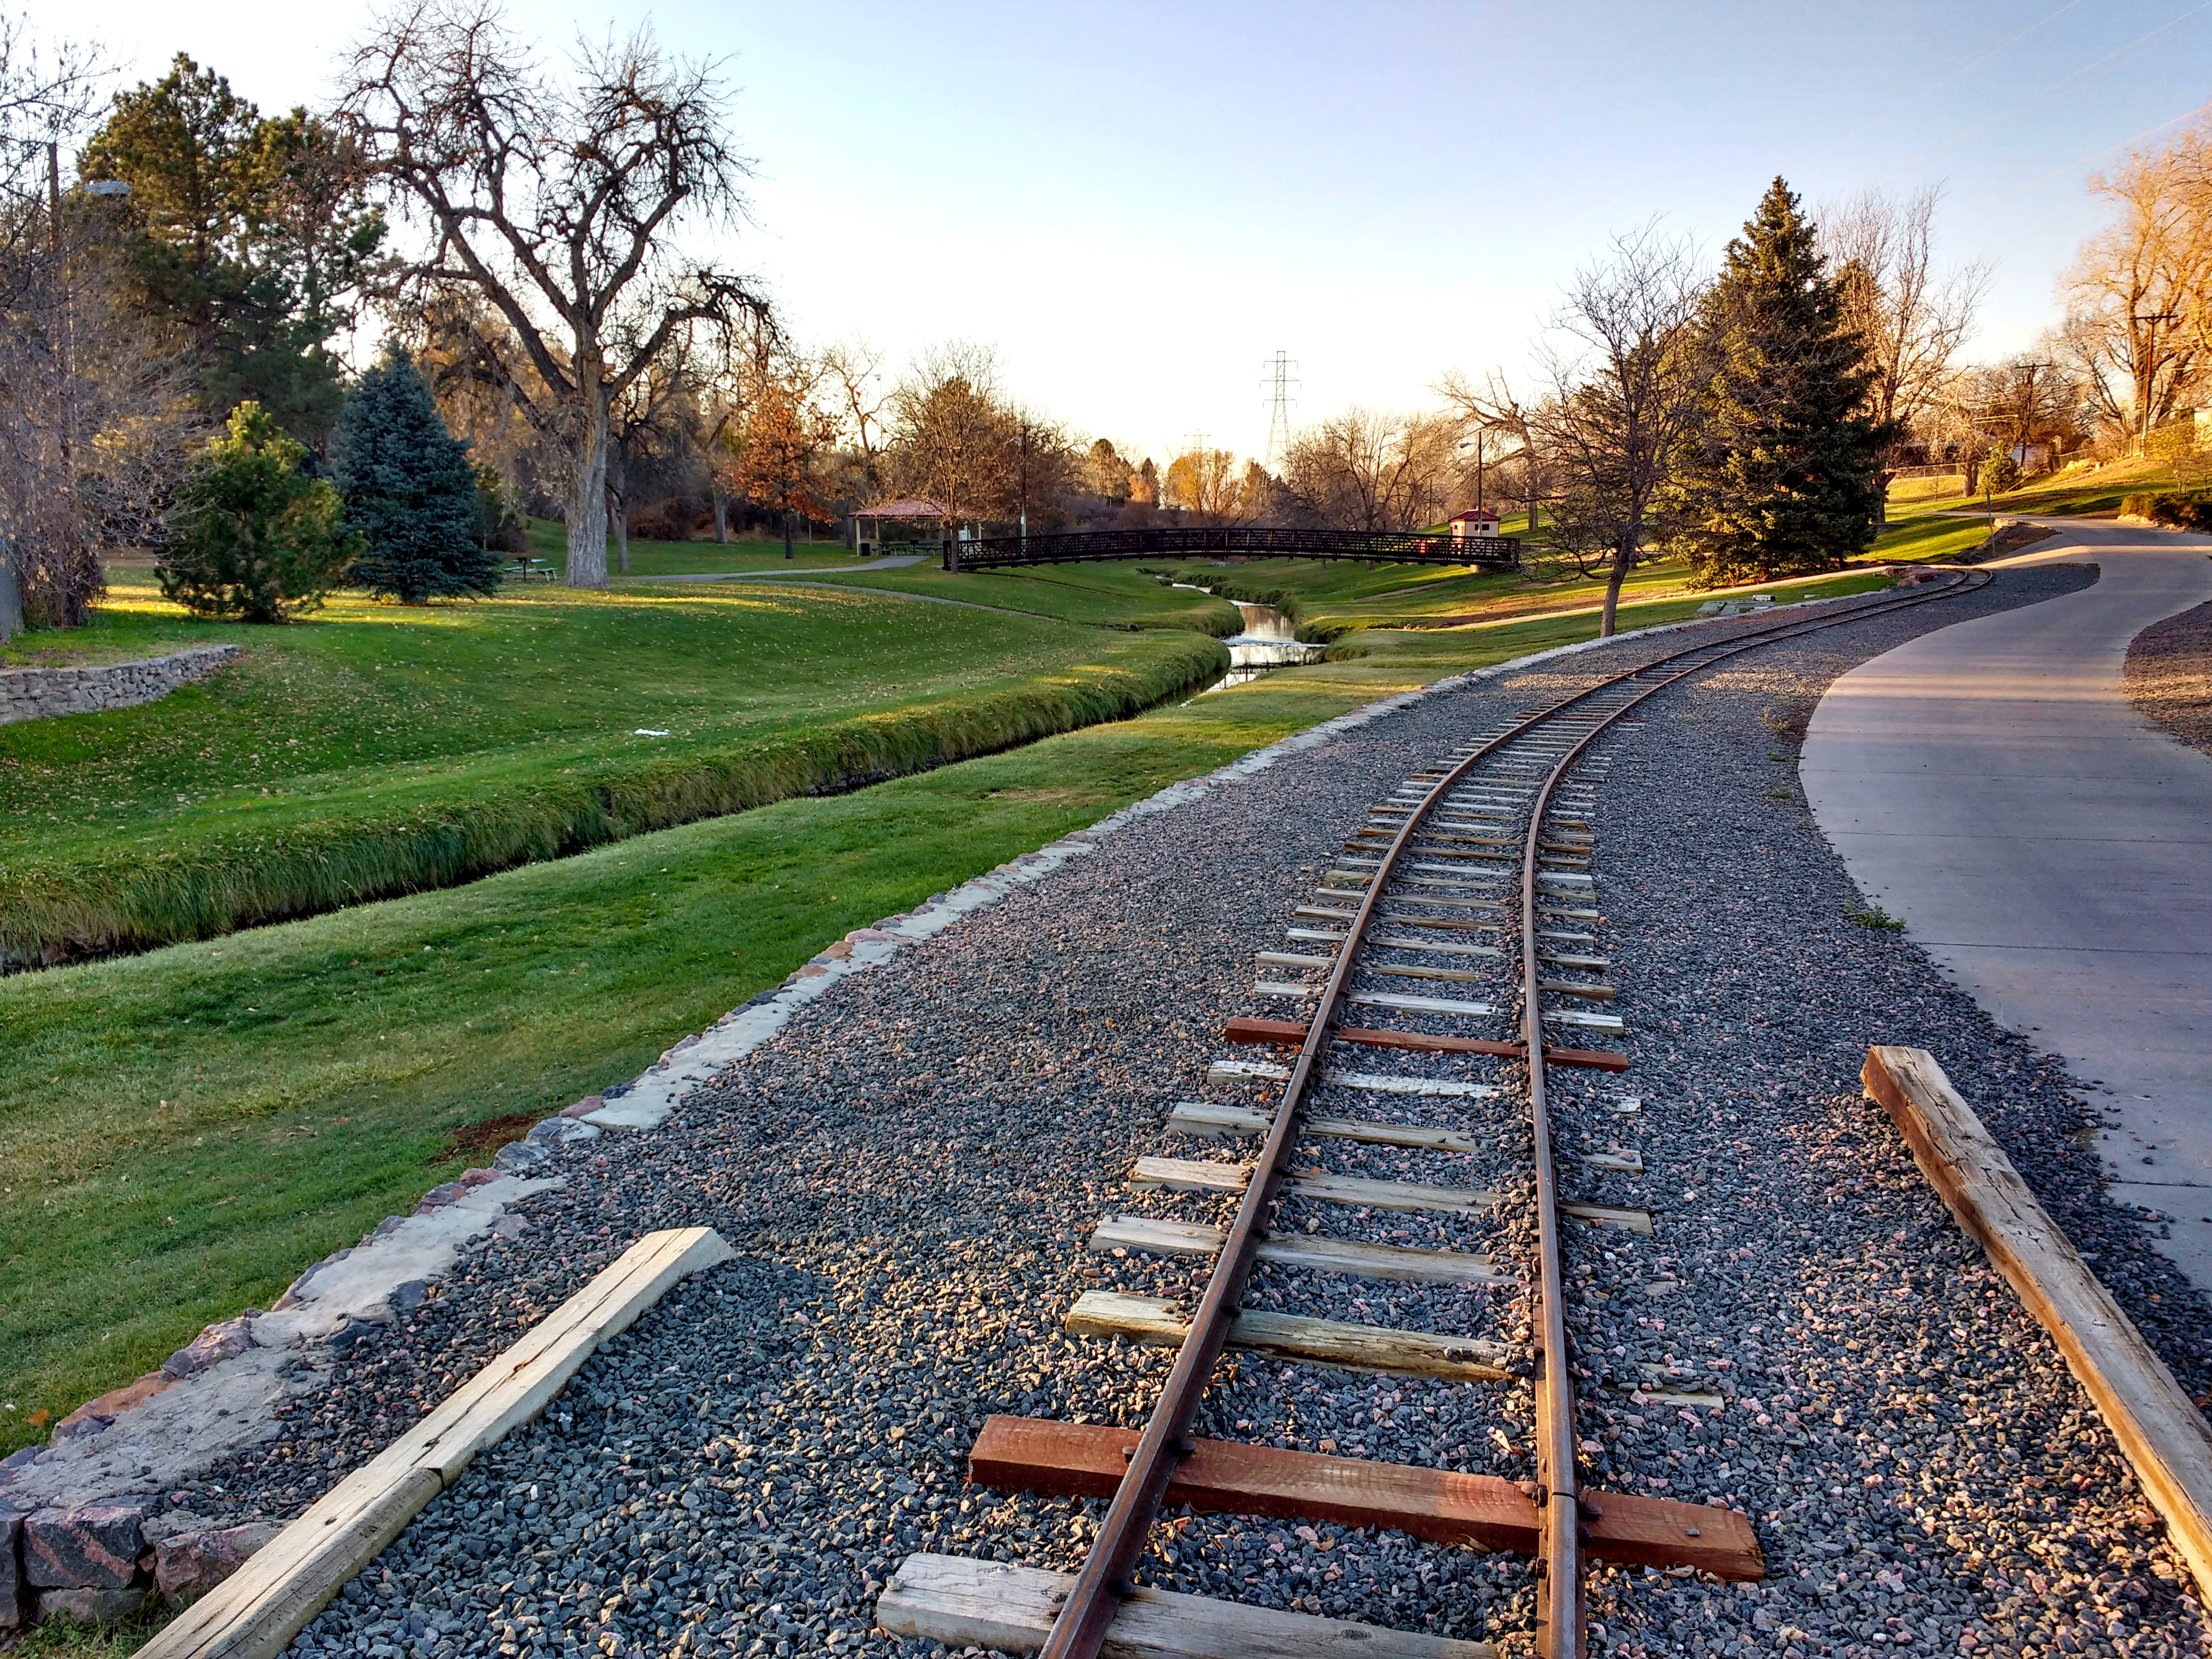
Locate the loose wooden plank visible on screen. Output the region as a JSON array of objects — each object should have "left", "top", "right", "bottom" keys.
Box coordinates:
[
  {"left": 876, "top": 1552, "right": 1499, "bottom": 1659},
  {"left": 966, "top": 1419, "right": 1764, "bottom": 1580},
  {"left": 1222, "top": 1016, "right": 1632, "bottom": 1074},
  {"left": 1088, "top": 1215, "right": 1507, "bottom": 1286},
  {"left": 139, "top": 1227, "right": 735, "bottom": 1659},
  {"left": 1864, "top": 1044, "right": 2212, "bottom": 1606},
  {"left": 1170, "top": 1100, "right": 1489, "bottom": 1151},
  {"left": 1065, "top": 1291, "right": 1515, "bottom": 1381}
]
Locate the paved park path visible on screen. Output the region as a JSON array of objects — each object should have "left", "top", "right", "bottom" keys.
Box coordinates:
[{"left": 1803, "top": 518, "right": 2212, "bottom": 1288}]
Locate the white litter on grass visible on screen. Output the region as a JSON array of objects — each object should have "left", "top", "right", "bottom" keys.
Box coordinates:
[{"left": 634, "top": 728, "right": 671, "bottom": 737}]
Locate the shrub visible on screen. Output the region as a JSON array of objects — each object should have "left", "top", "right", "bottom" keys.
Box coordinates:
[
  {"left": 334, "top": 347, "right": 504, "bottom": 601},
  {"left": 158, "top": 404, "right": 357, "bottom": 623},
  {"left": 1980, "top": 446, "right": 2021, "bottom": 496},
  {"left": 2141, "top": 491, "right": 2212, "bottom": 532}
]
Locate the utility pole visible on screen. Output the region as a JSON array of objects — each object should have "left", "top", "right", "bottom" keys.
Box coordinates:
[
  {"left": 2131, "top": 311, "right": 2180, "bottom": 453},
  {"left": 48, "top": 144, "right": 76, "bottom": 590}
]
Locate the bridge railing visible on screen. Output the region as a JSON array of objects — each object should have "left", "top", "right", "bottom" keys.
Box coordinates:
[{"left": 944, "top": 524, "right": 1520, "bottom": 572}]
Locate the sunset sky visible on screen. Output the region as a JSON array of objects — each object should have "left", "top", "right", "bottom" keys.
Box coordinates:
[{"left": 30, "top": 0, "right": 2211, "bottom": 464}]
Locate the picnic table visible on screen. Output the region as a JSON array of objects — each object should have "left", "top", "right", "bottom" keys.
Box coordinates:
[{"left": 509, "top": 556, "right": 557, "bottom": 583}]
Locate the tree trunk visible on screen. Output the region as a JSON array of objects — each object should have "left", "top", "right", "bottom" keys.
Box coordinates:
[
  {"left": 712, "top": 483, "right": 728, "bottom": 544},
  {"left": 613, "top": 490, "right": 630, "bottom": 575},
  {"left": 1600, "top": 533, "right": 1636, "bottom": 639},
  {"left": 565, "top": 391, "right": 610, "bottom": 589},
  {"left": 783, "top": 509, "right": 794, "bottom": 560}
]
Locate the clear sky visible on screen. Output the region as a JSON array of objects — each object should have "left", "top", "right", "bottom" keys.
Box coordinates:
[{"left": 26, "top": 0, "right": 2211, "bottom": 464}]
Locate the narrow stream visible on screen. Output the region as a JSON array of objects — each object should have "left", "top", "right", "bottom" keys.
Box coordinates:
[{"left": 1206, "top": 601, "right": 1326, "bottom": 690}]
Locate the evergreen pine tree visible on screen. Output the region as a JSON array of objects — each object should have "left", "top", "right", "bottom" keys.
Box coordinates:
[
  {"left": 1668, "top": 178, "right": 1893, "bottom": 583},
  {"left": 334, "top": 345, "right": 502, "bottom": 601}
]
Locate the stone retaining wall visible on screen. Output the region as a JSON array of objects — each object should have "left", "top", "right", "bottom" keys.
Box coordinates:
[{"left": 0, "top": 645, "right": 238, "bottom": 726}]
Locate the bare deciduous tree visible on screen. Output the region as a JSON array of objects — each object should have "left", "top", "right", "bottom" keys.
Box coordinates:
[
  {"left": 1281, "top": 407, "right": 1457, "bottom": 530},
  {"left": 1435, "top": 369, "right": 1546, "bottom": 529},
  {"left": 1, "top": 15, "right": 198, "bottom": 633},
  {"left": 1820, "top": 186, "right": 1988, "bottom": 512},
  {"left": 1002, "top": 403, "right": 1075, "bottom": 538},
  {"left": 819, "top": 336, "right": 889, "bottom": 504},
  {"left": 340, "top": 2, "right": 773, "bottom": 588},
  {"left": 884, "top": 340, "right": 1007, "bottom": 533},
  {"left": 1531, "top": 226, "right": 1706, "bottom": 638},
  {"left": 2061, "top": 122, "right": 2212, "bottom": 447}
]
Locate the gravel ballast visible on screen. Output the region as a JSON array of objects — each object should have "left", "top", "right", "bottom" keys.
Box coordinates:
[
  {"left": 153, "top": 564, "right": 2208, "bottom": 1659},
  {"left": 2125, "top": 599, "right": 2212, "bottom": 759}
]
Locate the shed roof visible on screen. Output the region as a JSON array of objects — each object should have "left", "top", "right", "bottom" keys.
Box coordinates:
[{"left": 1447, "top": 507, "right": 1500, "bottom": 523}]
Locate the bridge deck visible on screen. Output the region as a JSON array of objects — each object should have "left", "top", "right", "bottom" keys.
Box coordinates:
[{"left": 941, "top": 525, "right": 1520, "bottom": 572}]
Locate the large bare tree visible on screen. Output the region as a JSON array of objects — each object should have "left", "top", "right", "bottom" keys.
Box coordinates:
[
  {"left": 1820, "top": 186, "right": 1987, "bottom": 514},
  {"left": 340, "top": 2, "right": 772, "bottom": 588},
  {"left": 1435, "top": 370, "right": 1545, "bottom": 529},
  {"left": 1281, "top": 406, "right": 1457, "bottom": 530},
  {"left": 884, "top": 340, "right": 1008, "bottom": 534},
  {"left": 0, "top": 16, "right": 198, "bottom": 632},
  {"left": 2061, "top": 122, "right": 2212, "bottom": 447},
  {"left": 1532, "top": 226, "right": 1706, "bottom": 638}
]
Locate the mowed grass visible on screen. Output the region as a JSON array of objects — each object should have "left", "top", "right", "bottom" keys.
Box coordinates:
[
  {"left": 0, "top": 572, "right": 1900, "bottom": 1450},
  {"left": 3, "top": 567, "right": 1169, "bottom": 866}
]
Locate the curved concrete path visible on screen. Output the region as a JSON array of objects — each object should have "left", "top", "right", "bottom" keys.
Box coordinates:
[{"left": 1802, "top": 520, "right": 2212, "bottom": 1288}]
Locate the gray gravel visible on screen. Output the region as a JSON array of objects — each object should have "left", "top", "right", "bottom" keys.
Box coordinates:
[{"left": 164, "top": 565, "right": 2207, "bottom": 1659}]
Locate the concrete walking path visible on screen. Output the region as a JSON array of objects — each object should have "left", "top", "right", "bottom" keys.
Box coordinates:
[{"left": 1803, "top": 520, "right": 2212, "bottom": 1288}]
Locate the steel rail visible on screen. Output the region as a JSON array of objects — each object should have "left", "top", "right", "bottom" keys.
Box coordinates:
[
  {"left": 1513, "top": 567, "right": 1996, "bottom": 1657},
  {"left": 1037, "top": 568, "right": 1993, "bottom": 1659}
]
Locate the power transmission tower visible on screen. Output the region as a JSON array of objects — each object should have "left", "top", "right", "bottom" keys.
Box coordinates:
[{"left": 1260, "top": 351, "right": 1299, "bottom": 474}]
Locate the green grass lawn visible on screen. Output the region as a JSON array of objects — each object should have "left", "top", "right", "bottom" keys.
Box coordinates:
[
  {"left": 1, "top": 566, "right": 1229, "bottom": 964},
  {"left": 0, "top": 573, "right": 1901, "bottom": 1452}
]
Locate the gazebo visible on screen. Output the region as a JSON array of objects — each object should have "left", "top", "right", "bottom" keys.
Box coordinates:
[{"left": 854, "top": 498, "right": 949, "bottom": 556}]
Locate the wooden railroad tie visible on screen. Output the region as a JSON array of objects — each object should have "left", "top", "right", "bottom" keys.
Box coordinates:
[
  {"left": 968, "top": 1417, "right": 1764, "bottom": 1579},
  {"left": 1222, "top": 1015, "right": 1631, "bottom": 1074},
  {"left": 878, "top": 1552, "right": 1498, "bottom": 1658}
]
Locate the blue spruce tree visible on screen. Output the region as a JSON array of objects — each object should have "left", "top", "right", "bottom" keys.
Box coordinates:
[{"left": 334, "top": 345, "right": 502, "bottom": 601}]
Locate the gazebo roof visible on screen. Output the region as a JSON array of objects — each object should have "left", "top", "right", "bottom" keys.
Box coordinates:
[{"left": 857, "top": 497, "right": 949, "bottom": 519}]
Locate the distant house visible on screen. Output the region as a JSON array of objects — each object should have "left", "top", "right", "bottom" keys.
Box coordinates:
[{"left": 1447, "top": 508, "right": 1502, "bottom": 545}]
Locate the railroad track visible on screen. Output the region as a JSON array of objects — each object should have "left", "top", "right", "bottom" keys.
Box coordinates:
[{"left": 879, "top": 571, "right": 1993, "bottom": 1659}]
